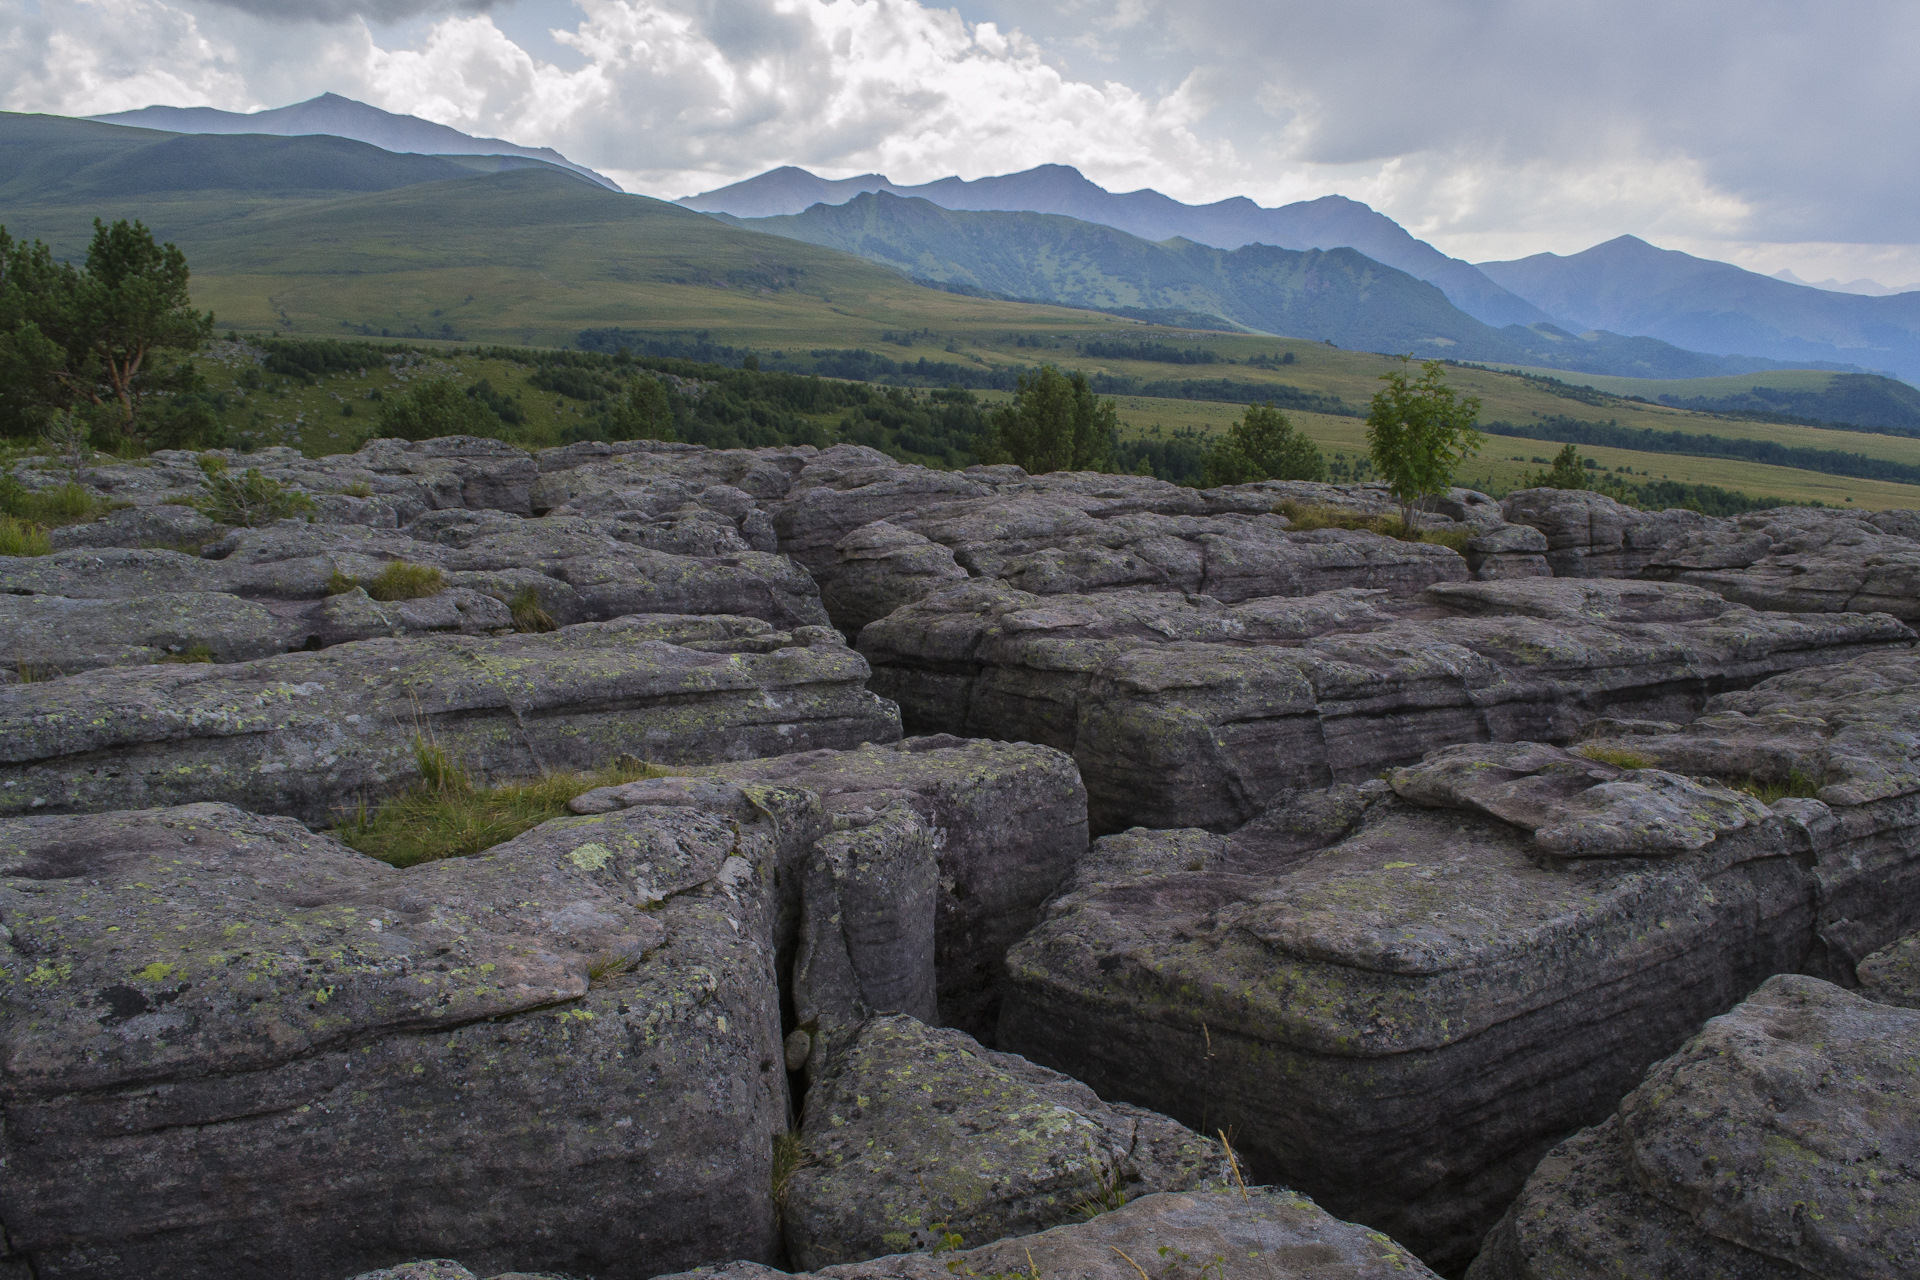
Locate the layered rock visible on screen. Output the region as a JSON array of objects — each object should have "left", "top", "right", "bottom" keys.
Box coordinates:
[
  {"left": 1857, "top": 928, "right": 1920, "bottom": 1007},
  {"left": 0, "top": 618, "right": 899, "bottom": 824},
  {"left": 782, "top": 1015, "right": 1223, "bottom": 1269},
  {"left": 998, "top": 653, "right": 1920, "bottom": 1269},
  {"left": 1642, "top": 504, "right": 1920, "bottom": 620},
  {"left": 1467, "top": 974, "right": 1920, "bottom": 1280},
  {"left": 573, "top": 736, "right": 1088, "bottom": 1038},
  {"left": 861, "top": 576, "right": 1912, "bottom": 832},
  {"left": 657, "top": 1188, "right": 1440, "bottom": 1280},
  {"left": 1500, "top": 487, "right": 1715, "bottom": 578},
  {"left": 0, "top": 797, "right": 799, "bottom": 1280}
]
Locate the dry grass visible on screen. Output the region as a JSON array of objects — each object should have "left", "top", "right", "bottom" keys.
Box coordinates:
[
  {"left": 333, "top": 740, "right": 670, "bottom": 868},
  {"left": 0, "top": 515, "right": 52, "bottom": 557},
  {"left": 1575, "top": 743, "right": 1657, "bottom": 770},
  {"left": 1277, "top": 500, "right": 1473, "bottom": 552},
  {"left": 1731, "top": 769, "right": 1824, "bottom": 804},
  {"left": 508, "top": 584, "right": 559, "bottom": 633},
  {"left": 363, "top": 560, "right": 448, "bottom": 601}
]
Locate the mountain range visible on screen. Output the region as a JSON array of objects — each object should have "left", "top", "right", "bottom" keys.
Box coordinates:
[
  {"left": 680, "top": 164, "right": 1549, "bottom": 329},
  {"left": 689, "top": 165, "right": 1920, "bottom": 385},
  {"left": 91, "top": 93, "right": 621, "bottom": 191}
]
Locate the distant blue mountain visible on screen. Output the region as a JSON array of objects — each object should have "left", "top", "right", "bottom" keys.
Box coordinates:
[
  {"left": 1480, "top": 236, "right": 1920, "bottom": 382},
  {"left": 681, "top": 164, "right": 1548, "bottom": 329}
]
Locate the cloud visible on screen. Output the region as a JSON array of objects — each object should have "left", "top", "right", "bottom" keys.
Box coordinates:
[
  {"left": 0, "top": 0, "right": 250, "bottom": 117},
  {"left": 200, "top": 0, "right": 498, "bottom": 22}
]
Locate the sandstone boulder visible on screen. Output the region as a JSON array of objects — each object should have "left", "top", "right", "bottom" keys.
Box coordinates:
[
  {"left": 570, "top": 736, "right": 1088, "bottom": 1038},
  {"left": 862, "top": 576, "right": 1912, "bottom": 832},
  {"left": 782, "top": 1015, "right": 1223, "bottom": 1269},
  {"left": 0, "top": 797, "right": 799, "bottom": 1280},
  {"left": 659, "top": 1188, "right": 1440, "bottom": 1280},
  {"left": 1467, "top": 974, "right": 1920, "bottom": 1280},
  {"left": 0, "top": 617, "right": 900, "bottom": 823}
]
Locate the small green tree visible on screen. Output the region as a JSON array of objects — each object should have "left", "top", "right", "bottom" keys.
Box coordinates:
[
  {"left": 377, "top": 377, "right": 504, "bottom": 441},
  {"left": 989, "top": 365, "right": 1115, "bottom": 474},
  {"left": 1203, "top": 402, "right": 1327, "bottom": 486},
  {"left": 619, "top": 375, "right": 676, "bottom": 441},
  {"left": 1365, "top": 359, "right": 1485, "bottom": 530},
  {"left": 1528, "top": 443, "right": 1591, "bottom": 490}
]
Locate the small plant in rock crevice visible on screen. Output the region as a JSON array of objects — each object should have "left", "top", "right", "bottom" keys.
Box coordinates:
[
  {"left": 362, "top": 560, "right": 446, "bottom": 602},
  {"left": 157, "top": 641, "right": 214, "bottom": 664},
  {"left": 508, "top": 584, "right": 559, "bottom": 632},
  {"left": 1574, "top": 743, "right": 1656, "bottom": 770},
  {"left": 1731, "top": 769, "right": 1824, "bottom": 804},
  {"left": 190, "top": 457, "right": 315, "bottom": 527}
]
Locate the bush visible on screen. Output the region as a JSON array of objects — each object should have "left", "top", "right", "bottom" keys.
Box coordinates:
[
  {"left": 1203, "top": 403, "right": 1326, "bottom": 485},
  {"left": 191, "top": 462, "right": 315, "bottom": 527},
  {"left": 376, "top": 377, "right": 503, "bottom": 441},
  {"left": 362, "top": 561, "right": 446, "bottom": 601},
  {"left": 0, "top": 515, "right": 52, "bottom": 556},
  {"left": 987, "top": 365, "right": 1115, "bottom": 474}
]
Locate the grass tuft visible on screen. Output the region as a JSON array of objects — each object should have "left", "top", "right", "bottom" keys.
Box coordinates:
[
  {"left": 771, "top": 1131, "right": 810, "bottom": 1213},
  {"left": 1, "top": 481, "right": 109, "bottom": 527},
  {"left": 508, "top": 584, "right": 558, "bottom": 633},
  {"left": 333, "top": 741, "right": 673, "bottom": 867},
  {"left": 1575, "top": 743, "right": 1656, "bottom": 770},
  {"left": 192, "top": 468, "right": 316, "bottom": 527},
  {"left": 157, "top": 641, "right": 215, "bottom": 664},
  {"left": 1276, "top": 500, "right": 1470, "bottom": 550},
  {"left": 324, "top": 570, "right": 360, "bottom": 596},
  {"left": 363, "top": 560, "right": 447, "bottom": 602},
  {"left": 1731, "top": 768, "right": 1824, "bottom": 804},
  {"left": 0, "top": 515, "right": 53, "bottom": 557}
]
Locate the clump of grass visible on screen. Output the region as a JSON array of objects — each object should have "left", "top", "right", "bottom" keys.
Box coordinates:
[
  {"left": 0, "top": 515, "right": 52, "bottom": 557},
  {"left": 1074, "top": 1167, "right": 1131, "bottom": 1220},
  {"left": 157, "top": 641, "right": 215, "bottom": 664},
  {"left": 0, "top": 476, "right": 110, "bottom": 528},
  {"left": 333, "top": 740, "right": 672, "bottom": 867},
  {"left": 771, "top": 1131, "right": 810, "bottom": 1214},
  {"left": 14, "top": 660, "right": 58, "bottom": 682},
  {"left": 363, "top": 560, "right": 447, "bottom": 602},
  {"left": 1276, "top": 499, "right": 1469, "bottom": 550},
  {"left": 338, "top": 481, "right": 375, "bottom": 498},
  {"left": 508, "top": 584, "right": 558, "bottom": 632},
  {"left": 192, "top": 463, "right": 316, "bottom": 527},
  {"left": 1575, "top": 743, "right": 1656, "bottom": 770},
  {"left": 324, "top": 570, "right": 360, "bottom": 596},
  {"left": 587, "top": 952, "right": 638, "bottom": 985},
  {"left": 1731, "top": 768, "right": 1824, "bottom": 804}
]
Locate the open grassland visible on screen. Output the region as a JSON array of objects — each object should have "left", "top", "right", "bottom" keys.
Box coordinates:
[{"left": 1486, "top": 367, "right": 1841, "bottom": 399}]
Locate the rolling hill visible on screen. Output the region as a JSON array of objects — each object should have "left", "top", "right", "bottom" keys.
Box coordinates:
[
  {"left": 92, "top": 92, "right": 619, "bottom": 190},
  {"left": 1480, "top": 236, "right": 1920, "bottom": 382},
  {"left": 680, "top": 163, "right": 1548, "bottom": 328}
]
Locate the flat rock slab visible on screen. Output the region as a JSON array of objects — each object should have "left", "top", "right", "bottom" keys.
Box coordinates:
[
  {"left": 861, "top": 576, "right": 1912, "bottom": 832},
  {"left": 658, "top": 1188, "right": 1439, "bottom": 1280},
  {"left": 0, "top": 797, "right": 800, "bottom": 1280},
  {"left": 1644, "top": 504, "right": 1920, "bottom": 620},
  {"left": 1469, "top": 974, "right": 1920, "bottom": 1280},
  {"left": 574, "top": 736, "right": 1089, "bottom": 1038},
  {"left": 999, "top": 668, "right": 1920, "bottom": 1271},
  {"left": 0, "top": 617, "right": 900, "bottom": 824},
  {"left": 783, "top": 1014, "right": 1223, "bottom": 1269}
]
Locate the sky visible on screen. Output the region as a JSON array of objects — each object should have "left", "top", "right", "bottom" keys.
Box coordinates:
[{"left": 3, "top": 0, "right": 1916, "bottom": 284}]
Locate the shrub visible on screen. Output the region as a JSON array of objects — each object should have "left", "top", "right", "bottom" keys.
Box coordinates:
[
  {"left": 1203, "top": 403, "right": 1326, "bottom": 485},
  {"left": 0, "top": 515, "right": 52, "bottom": 556},
  {"left": 362, "top": 561, "right": 446, "bottom": 601},
  {"left": 987, "top": 365, "right": 1115, "bottom": 474},
  {"left": 333, "top": 742, "right": 670, "bottom": 867},
  {"left": 192, "top": 464, "right": 316, "bottom": 527},
  {"left": 376, "top": 377, "right": 503, "bottom": 441}
]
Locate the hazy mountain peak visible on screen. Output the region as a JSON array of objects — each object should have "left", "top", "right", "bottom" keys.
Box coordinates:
[{"left": 90, "top": 93, "right": 620, "bottom": 191}]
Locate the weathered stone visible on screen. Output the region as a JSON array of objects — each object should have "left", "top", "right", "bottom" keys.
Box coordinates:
[
  {"left": 1501, "top": 488, "right": 1715, "bottom": 578},
  {"left": 46, "top": 503, "right": 219, "bottom": 551},
  {"left": 862, "top": 576, "right": 1912, "bottom": 832},
  {"left": 783, "top": 1015, "right": 1224, "bottom": 1269},
  {"left": 999, "top": 655, "right": 1920, "bottom": 1270},
  {"left": 571, "top": 736, "right": 1089, "bottom": 1038},
  {"left": 0, "top": 618, "right": 901, "bottom": 824},
  {"left": 1643, "top": 504, "right": 1920, "bottom": 619},
  {"left": 1468, "top": 975, "right": 1920, "bottom": 1280},
  {"left": 664, "top": 1188, "right": 1439, "bottom": 1280},
  {"left": 0, "top": 797, "right": 797, "bottom": 1280},
  {"left": 1464, "top": 522, "right": 1550, "bottom": 580},
  {"left": 1857, "top": 929, "right": 1920, "bottom": 1008},
  {"left": 0, "top": 591, "right": 297, "bottom": 674}
]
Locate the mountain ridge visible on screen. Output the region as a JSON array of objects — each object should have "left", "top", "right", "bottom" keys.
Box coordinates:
[
  {"left": 91, "top": 93, "right": 621, "bottom": 192},
  {"left": 680, "top": 163, "right": 1548, "bottom": 329}
]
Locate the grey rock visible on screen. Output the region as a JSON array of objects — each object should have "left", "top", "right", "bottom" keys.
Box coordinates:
[
  {"left": 1856, "top": 929, "right": 1920, "bottom": 1007},
  {"left": 861, "top": 576, "right": 1912, "bottom": 832},
  {"left": 782, "top": 1015, "right": 1224, "bottom": 1269},
  {"left": 46, "top": 503, "right": 219, "bottom": 551},
  {"left": 998, "top": 672, "right": 1920, "bottom": 1268},
  {"left": 1644, "top": 504, "right": 1920, "bottom": 619},
  {"left": 0, "top": 591, "right": 298, "bottom": 673},
  {"left": 0, "top": 617, "right": 901, "bottom": 824},
  {"left": 570, "top": 736, "right": 1089, "bottom": 1038},
  {"left": 346, "top": 1266, "right": 479, "bottom": 1280},
  {"left": 0, "top": 797, "right": 796, "bottom": 1280},
  {"left": 1464, "top": 522, "right": 1551, "bottom": 580},
  {"left": 1468, "top": 975, "right": 1920, "bottom": 1280},
  {"left": 1501, "top": 487, "right": 1717, "bottom": 578},
  {"left": 659, "top": 1188, "right": 1440, "bottom": 1280}
]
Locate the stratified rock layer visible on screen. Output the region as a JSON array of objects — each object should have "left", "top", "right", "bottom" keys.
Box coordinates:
[
  {"left": 0, "top": 798, "right": 797, "bottom": 1280},
  {"left": 998, "top": 650, "right": 1920, "bottom": 1270},
  {"left": 862, "top": 576, "right": 1912, "bottom": 831},
  {"left": 0, "top": 618, "right": 900, "bottom": 823},
  {"left": 1467, "top": 974, "right": 1920, "bottom": 1280}
]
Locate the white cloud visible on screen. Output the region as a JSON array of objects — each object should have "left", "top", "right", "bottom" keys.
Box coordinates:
[{"left": 0, "top": 0, "right": 249, "bottom": 116}]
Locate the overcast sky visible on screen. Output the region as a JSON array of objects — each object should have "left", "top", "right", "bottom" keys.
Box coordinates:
[{"left": 3, "top": 0, "right": 1915, "bottom": 283}]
